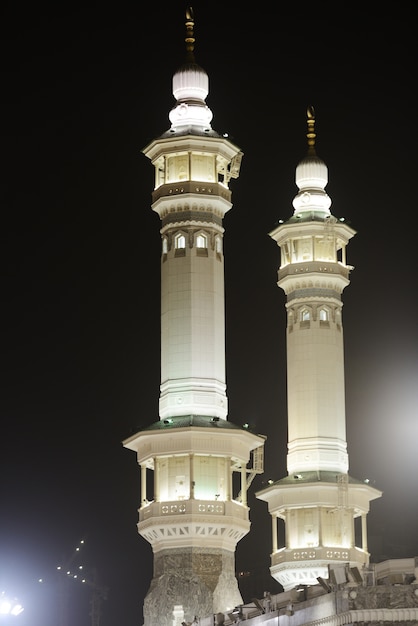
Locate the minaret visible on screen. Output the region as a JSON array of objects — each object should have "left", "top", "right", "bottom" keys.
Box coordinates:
[
  {"left": 256, "top": 108, "right": 381, "bottom": 591},
  {"left": 123, "top": 10, "right": 265, "bottom": 626}
]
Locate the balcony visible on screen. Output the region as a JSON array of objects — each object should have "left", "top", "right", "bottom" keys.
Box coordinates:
[
  {"left": 271, "top": 545, "right": 368, "bottom": 567},
  {"left": 139, "top": 498, "right": 248, "bottom": 522}
]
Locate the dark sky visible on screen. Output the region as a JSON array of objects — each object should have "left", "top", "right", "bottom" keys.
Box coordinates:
[{"left": 1, "top": 2, "right": 417, "bottom": 625}]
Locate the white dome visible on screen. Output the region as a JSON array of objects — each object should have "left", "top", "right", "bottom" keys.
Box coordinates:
[
  {"left": 292, "top": 155, "right": 331, "bottom": 216},
  {"left": 172, "top": 64, "right": 209, "bottom": 102},
  {"left": 169, "top": 62, "right": 213, "bottom": 130},
  {"left": 296, "top": 155, "right": 328, "bottom": 190}
]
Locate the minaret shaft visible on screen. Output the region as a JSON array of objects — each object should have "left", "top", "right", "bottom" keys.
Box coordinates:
[
  {"left": 158, "top": 192, "right": 228, "bottom": 420},
  {"left": 285, "top": 289, "right": 348, "bottom": 474}
]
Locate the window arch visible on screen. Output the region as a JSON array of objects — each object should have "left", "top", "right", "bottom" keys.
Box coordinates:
[
  {"left": 319, "top": 308, "right": 329, "bottom": 322},
  {"left": 175, "top": 233, "right": 186, "bottom": 249},
  {"left": 301, "top": 308, "right": 310, "bottom": 322},
  {"left": 196, "top": 233, "right": 207, "bottom": 248}
]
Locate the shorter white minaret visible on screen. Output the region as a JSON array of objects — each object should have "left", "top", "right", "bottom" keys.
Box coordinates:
[
  {"left": 123, "top": 10, "right": 264, "bottom": 626},
  {"left": 257, "top": 108, "right": 381, "bottom": 591}
]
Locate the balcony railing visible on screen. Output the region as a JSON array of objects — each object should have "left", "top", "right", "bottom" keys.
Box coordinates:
[
  {"left": 271, "top": 546, "right": 368, "bottom": 566},
  {"left": 139, "top": 499, "right": 248, "bottom": 522}
]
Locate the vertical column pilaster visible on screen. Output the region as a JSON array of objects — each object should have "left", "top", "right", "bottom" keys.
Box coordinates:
[{"left": 141, "top": 464, "right": 147, "bottom": 506}]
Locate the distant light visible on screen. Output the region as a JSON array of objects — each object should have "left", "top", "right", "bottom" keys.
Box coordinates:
[
  {"left": 278, "top": 219, "right": 284, "bottom": 224},
  {"left": 364, "top": 478, "right": 370, "bottom": 484},
  {"left": 339, "top": 217, "right": 345, "bottom": 222},
  {"left": 223, "top": 133, "right": 229, "bottom": 138},
  {"left": 243, "top": 423, "right": 249, "bottom": 429},
  {"left": 267, "top": 479, "right": 274, "bottom": 485}
]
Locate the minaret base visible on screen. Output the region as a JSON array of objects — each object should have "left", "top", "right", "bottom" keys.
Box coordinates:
[{"left": 143, "top": 547, "right": 243, "bottom": 626}]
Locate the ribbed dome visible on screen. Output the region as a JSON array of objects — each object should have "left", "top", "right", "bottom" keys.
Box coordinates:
[
  {"left": 295, "top": 154, "right": 328, "bottom": 191},
  {"left": 292, "top": 152, "right": 331, "bottom": 216},
  {"left": 172, "top": 62, "right": 209, "bottom": 103}
]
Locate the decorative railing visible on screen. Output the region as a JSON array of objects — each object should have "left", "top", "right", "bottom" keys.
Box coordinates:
[
  {"left": 152, "top": 181, "right": 232, "bottom": 203},
  {"left": 271, "top": 546, "right": 368, "bottom": 566},
  {"left": 278, "top": 261, "right": 351, "bottom": 280},
  {"left": 139, "top": 499, "right": 248, "bottom": 522}
]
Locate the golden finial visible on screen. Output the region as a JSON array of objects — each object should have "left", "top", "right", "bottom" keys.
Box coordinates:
[
  {"left": 185, "top": 7, "right": 195, "bottom": 61},
  {"left": 306, "top": 105, "right": 316, "bottom": 155}
]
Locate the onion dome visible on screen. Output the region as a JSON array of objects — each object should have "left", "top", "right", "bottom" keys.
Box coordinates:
[
  {"left": 169, "top": 8, "right": 213, "bottom": 131},
  {"left": 292, "top": 106, "right": 332, "bottom": 217}
]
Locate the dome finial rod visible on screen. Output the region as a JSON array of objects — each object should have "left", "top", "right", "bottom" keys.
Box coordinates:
[
  {"left": 185, "top": 7, "right": 195, "bottom": 61},
  {"left": 307, "top": 105, "right": 316, "bottom": 155}
]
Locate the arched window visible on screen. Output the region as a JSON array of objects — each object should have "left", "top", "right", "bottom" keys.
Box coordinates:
[
  {"left": 175, "top": 233, "right": 186, "bottom": 249},
  {"left": 301, "top": 309, "right": 310, "bottom": 322},
  {"left": 319, "top": 308, "right": 329, "bottom": 322},
  {"left": 196, "top": 233, "right": 207, "bottom": 248}
]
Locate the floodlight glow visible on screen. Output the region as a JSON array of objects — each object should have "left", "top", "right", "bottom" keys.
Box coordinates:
[
  {"left": 0, "top": 599, "right": 11, "bottom": 614},
  {"left": 0, "top": 593, "right": 24, "bottom": 616},
  {"left": 11, "top": 604, "right": 24, "bottom": 616}
]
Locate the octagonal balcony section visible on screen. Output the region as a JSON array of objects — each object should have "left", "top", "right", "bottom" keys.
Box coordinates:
[{"left": 137, "top": 499, "right": 250, "bottom": 552}]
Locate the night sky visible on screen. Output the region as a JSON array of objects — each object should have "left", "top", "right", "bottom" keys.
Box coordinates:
[{"left": 1, "top": 2, "right": 417, "bottom": 625}]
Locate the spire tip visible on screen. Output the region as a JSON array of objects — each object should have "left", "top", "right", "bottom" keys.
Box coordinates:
[
  {"left": 185, "top": 6, "right": 195, "bottom": 60},
  {"left": 306, "top": 105, "right": 316, "bottom": 154}
]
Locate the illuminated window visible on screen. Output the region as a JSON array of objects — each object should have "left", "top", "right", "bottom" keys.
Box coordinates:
[
  {"left": 196, "top": 233, "right": 207, "bottom": 248},
  {"left": 319, "top": 308, "right": 329, "bottom": 321},
  {"left": 301, "top": 309, "right": 310, "bottom": 322},
  {"left": 175, "top": 234, "right": 186, "bottom": 249}
]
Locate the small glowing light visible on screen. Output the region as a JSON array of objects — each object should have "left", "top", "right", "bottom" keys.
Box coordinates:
[
  {"left": 243, "top": 423, "right": 249, "bottom": 429},
  {"left": 223, "top": 133, "right": 229, "bottom": 138},
  {"left": 267, "top": 479, "right": 274, "bottom": 485}
]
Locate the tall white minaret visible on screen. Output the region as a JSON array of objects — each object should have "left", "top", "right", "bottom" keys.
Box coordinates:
[
  {"left": 123, "top": 10, "right": 265, "bottom": 626},
  {"left": 256, "top": 108, "right": 381, "bottom": 591}
]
